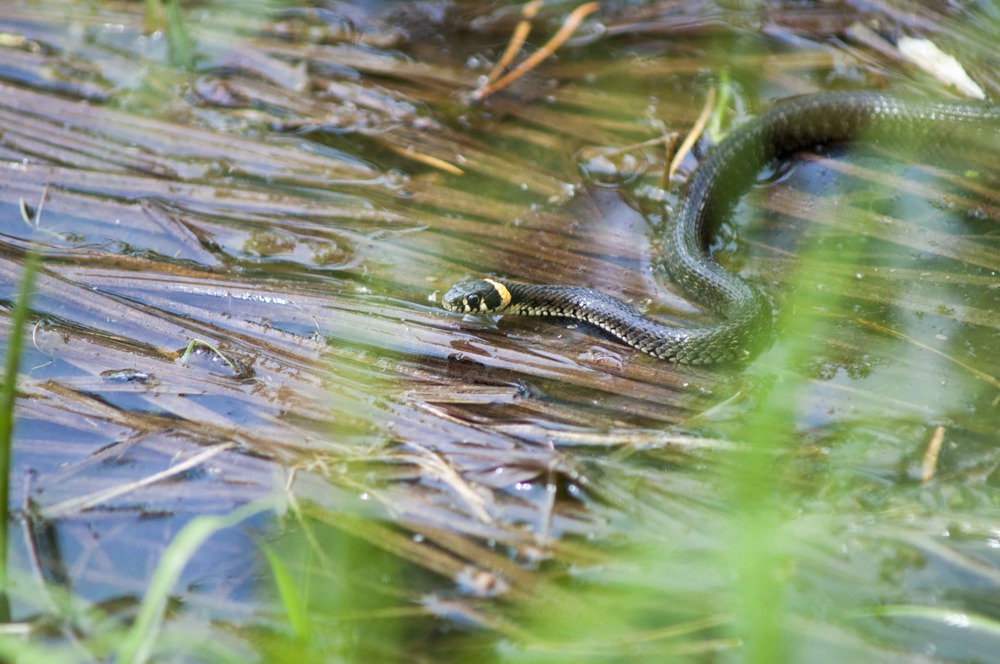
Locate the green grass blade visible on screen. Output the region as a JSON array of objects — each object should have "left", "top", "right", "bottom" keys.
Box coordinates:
[
  {"left": 163, "top": 0, "right": 195, "bottom": 69},
  {"left": 853, "top": 604, "right": 1000, "bottom": 637},
  {"left": 0, "top": 247, "right": 41, "bottom": 620},
  {"left": 259, "top": 539, "right": 310, "bottom": 641}
]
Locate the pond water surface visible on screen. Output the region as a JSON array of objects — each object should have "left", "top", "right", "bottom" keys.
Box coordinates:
[{"left": 0, "top": 0, "right": 998, "bottom": 661}]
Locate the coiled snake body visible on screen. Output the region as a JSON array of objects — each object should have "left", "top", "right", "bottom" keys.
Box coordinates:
[{"left": 443, "top": 91, "right": 999, "bottom": 364}]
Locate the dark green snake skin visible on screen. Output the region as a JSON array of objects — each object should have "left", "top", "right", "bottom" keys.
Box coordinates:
[{"left": 443, "top": 91, "right": 1000, "bottom": 364}]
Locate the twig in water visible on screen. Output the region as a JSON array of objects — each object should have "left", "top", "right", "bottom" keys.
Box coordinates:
[
  {"left": 921, "top": 425, "right": 945, "bottom": 483},
  {"left": 473, "top": 2, "right": 600, "bottom": 101},
  {"left": 484, "top": 0, "right": 544, "bottom": 86},
  {"left": 662, "top": 87, "right": 717, "bottom": 189}
]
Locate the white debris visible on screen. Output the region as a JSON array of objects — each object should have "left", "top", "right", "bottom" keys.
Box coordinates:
[{"left": 897, "top": 36, "right": 985, "bottom": 100}]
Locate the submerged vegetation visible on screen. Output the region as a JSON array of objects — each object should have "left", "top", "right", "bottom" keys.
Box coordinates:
[{"left": 0, "top": 0, "right": 997, "bottom": 661}]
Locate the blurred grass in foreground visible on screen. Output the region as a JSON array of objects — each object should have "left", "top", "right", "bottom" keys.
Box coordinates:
[{"left": 0, "top": 246, "right": 41, "bottom": 623}]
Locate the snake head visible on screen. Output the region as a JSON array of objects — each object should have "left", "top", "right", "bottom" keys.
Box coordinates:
[{"left": 442, "top": 279, "right": 512, "bottom": 314}]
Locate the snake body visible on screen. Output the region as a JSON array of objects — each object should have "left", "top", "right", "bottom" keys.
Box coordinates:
[{"left": 443, "top": 91, "right": 1000, "bottom": 364}]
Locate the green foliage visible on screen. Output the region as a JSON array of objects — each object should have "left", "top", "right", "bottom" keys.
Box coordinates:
[
  {"left": 0, "top": 247, "right": 41, "bottom": 620},
  {"left": 259, "top": 539, "right": 310, "bottom": 642},
  {"left": 116, "top": 499, "right": 275, "bottom": 664}
]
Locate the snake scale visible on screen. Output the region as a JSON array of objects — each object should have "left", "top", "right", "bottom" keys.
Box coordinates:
[{"left": 443, "top": 91, "right": 1000, "bottom": 364}]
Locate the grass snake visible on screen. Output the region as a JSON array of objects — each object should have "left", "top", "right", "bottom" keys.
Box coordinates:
[{"left": 443, "top": 91, "right": 999, "bottom": 364}]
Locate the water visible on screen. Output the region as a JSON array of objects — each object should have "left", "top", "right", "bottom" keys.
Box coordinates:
[{"left": 0, "top": 0, "right": 997, "bottom": 660}]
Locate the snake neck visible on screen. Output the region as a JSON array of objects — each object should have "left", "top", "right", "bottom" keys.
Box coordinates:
[
  {"left": 502, "top": 281, "right": 772, "bottom": 364},
  {"left": 670, "top": 91, "right": 1000, "bottom": 284},
  {"left": 656, "top": 92, "right": 998, "bottom": 362}
]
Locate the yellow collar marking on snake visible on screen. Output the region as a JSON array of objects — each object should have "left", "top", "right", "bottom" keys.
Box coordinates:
[{"left": 483, "top": 278, "right": 512, "bottom": 310}]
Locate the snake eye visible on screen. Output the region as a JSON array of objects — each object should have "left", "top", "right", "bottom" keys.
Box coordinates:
[{"left": 466, "top": 294, "right": 481, "bottom": 310}]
